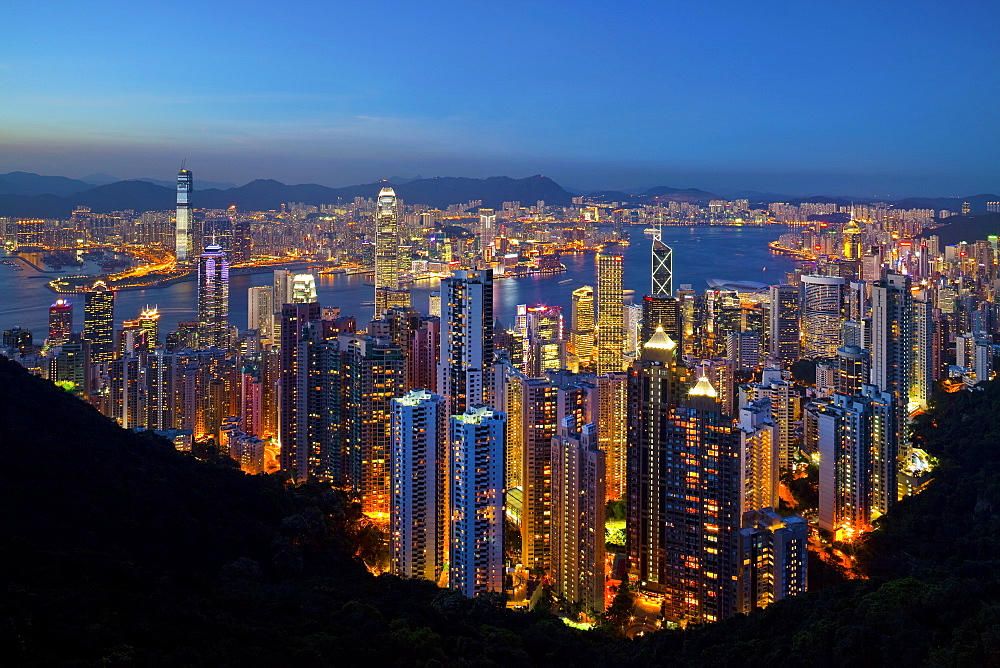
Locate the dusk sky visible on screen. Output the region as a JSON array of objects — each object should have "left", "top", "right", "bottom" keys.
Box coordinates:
[{"left": 2, "top": 0, "right": 997, "bottom": 197}]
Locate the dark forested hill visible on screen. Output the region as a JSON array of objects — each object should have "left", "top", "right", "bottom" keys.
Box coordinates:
[{"left": 2, "top": 354, "right": 999, "bottom": 665}]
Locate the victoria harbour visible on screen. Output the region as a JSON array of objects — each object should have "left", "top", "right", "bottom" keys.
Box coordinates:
[{"left": 0, "top": 226, "right": 797, "bottom": 336}]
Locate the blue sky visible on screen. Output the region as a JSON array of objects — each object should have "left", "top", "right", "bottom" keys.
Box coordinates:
[{"left": 2, "top": 0, "right": 997, "bottom": 197}]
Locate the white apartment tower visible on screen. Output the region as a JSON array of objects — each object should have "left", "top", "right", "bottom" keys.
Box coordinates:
[
  {"left": 449, "top": 405, "right": 506, "bottom": 598},
  {"left": 390, "top": 390, "right": 448, "bottom": 582}
]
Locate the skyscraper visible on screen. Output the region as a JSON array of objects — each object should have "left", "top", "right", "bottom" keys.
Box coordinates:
[
  {"left": 247, "top": 286, "right": 273, "bottom": 339},
  {"left": 48, "top": 298, "right": 73, "bottom": 346},
  {"left": 550, "top": 418, "right": 606, "bottom": 613},
  {"left": 83, "top": 281, "right": 115, "bottom": 363},
  {"left": 815, "top": 385, "right": 896, "bottom": 537},
  {"left": 652, "top": 377, "right": 742, "bottom": 623},
  {"left": 596, "top": 253, "right": 624, "bottom": 373},
  {"left": 568, "top": 286, "right": 595, "bottom": 371},
  {"left": 768, "top": 284, "right": 799, "bottom": 363},
  {"left": 374, "top": 185, "right": 400, "bottom": 317},
  {"left": 137, "top": 306, "right": 160, "bottom": 352},
  {"left": 800, "top": 275, "right": 845, "bottom": 358},
  {"left": 391, "top": 389, "right": 448, "bottom": 581},
  {"left": 627, "top": 327, "right": 683, "bottom": 591},
  {"left": 450, "top": 405, "right": 505, "bottom": 598},
  {"left": 871, "top": 273, "right": 912, "bottom": 461},
  {"left": 278, "top": 301, "right": 321, "bottom": 482},
  {"left": 641, "top": 295, "right": 681, "bottom": 348},
  {"left": 651, "top": 234, "right": 673, "bottom": 297},
  {"left": 292, "top": 273, "right": 318, "bottom": 303},
  {"left": 196, "top": 244, "right": 229, "bottom": 349},
  {"left": 438, "top": 269, "right": 493, "bottom": 415},
  {"left": 175, "top": 168, "right": 193, "bottom": 262}
]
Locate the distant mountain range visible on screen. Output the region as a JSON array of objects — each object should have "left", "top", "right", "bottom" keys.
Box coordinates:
[{"left": 0, "top": 171, "right": 995, "bottom": 218}]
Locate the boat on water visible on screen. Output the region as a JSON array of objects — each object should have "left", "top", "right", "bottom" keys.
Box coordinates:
[{"left": 643, "top": 227, "right": 660, "bottom": 234}]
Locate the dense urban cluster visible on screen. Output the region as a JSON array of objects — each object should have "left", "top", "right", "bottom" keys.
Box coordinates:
[{"left": 2, "top": 169, "right": 995, "bottom": 632}]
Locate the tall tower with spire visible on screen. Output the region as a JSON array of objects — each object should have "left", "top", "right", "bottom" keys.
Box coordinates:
[
  {"left": 374, "top": 184, "right": 400, "bottom": 317},
  {"left": 175, "top": 167, "right": 193, "bottom": 262}
]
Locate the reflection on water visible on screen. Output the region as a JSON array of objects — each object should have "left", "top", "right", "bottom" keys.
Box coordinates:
[{"left": 0, "top": 227, "right": 797, "bottom": 336}]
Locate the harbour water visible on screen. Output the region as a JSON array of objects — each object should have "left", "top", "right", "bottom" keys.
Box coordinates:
[{"left": 0, "top": 226, "right": 798, "bottom": 336}]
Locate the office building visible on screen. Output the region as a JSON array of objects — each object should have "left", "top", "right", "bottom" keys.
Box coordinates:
[
  {"left": 450, "top": 405, "right": 505, "bottom": 598},
  {"left": 768, "top": 284, "right": 799, "bottom": 363},
  {"left": 627, "top": 328, "right": 682, "bottom": 590},
  {"left": 641, "top": 295, "right": 681, "bottom": 348},
  {"left": 630, "top": 370, "right": 742, "bottom": 623},
  {"left": 651, "top": 234, "right": 673, "bottom": 297},
  {"left": 138, "top": 307, "right": 160, "bottom": 352},
  {"left": 871, "top": 273, "right": 912, "bottom": 459},
  {"left": 524, "top": 304, "right": 564, "bottom": 376},
  {"left": 568, "top": 286, "right": 595, "bottom": 371},
  {"left": 175, "top": 168, "right": 193, "bottom": 261},
  {"left": 278, "top": 301, "right": 321, "bottom": 482},
  {"left": 48, "top": 299, "right": 73, "bottom": 346},
  {"left": 83, "top": 281, "right": 115, "bottom": 363},
  {"left": 196, "top": 244, "right": 229, "bottom": 349},
  {"left": 247, "top": 286, "right": 273, "bottom": 339},
  {"left": 800, "top": 275, "right": 845, "bottom": 357},
  {"left": 596, "top": 253, "right": 624, "bottom": 373},
  {"left": 375, "top": 185, "right": 401, "bottom": 317}
]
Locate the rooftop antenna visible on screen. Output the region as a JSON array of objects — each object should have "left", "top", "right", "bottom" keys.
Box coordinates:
[{"left": 180, "top": 158, "right": 187, "bottom": 171}]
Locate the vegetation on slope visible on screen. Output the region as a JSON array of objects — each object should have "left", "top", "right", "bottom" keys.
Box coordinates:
[{"left": 3, "top": 354, "right": 1000, "bottom": 665}]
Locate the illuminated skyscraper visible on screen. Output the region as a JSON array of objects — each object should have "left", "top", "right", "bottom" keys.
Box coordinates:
[
  {"left": 450, "top": 405, "right": 505, "bottom": 598},
  {"left": 83, "top": 281, "right": 115, "bottom": 363},
  {"left": 568, "top": 286, "right": 595, "bottom": 371},
  {"left": 651, "top": 234, "right": 673, "bottom": 297},
  {"left": 516, "top": 374, "right": 596, "bottom": 572},
  {"left": 641, "top": 295, "right": 681, "bottom": 349},
  {"left": 768, "top": 284, "right": 799, "bottom": 363},
  {"left": 292, "top": 273, "right": 318, "bottom": 303},
  {"left": 550, "top": 418, "right": 605, "bottom": 612},
  {"left": 390, "top": 390, "right": 447, "bottom": 581},
  {"left": 738, "top": 398, "right": 779, "bottom": 515},
  {"left": 175, "top": 168, "right": 193, "bottom": 262},
  {"left": 871, "top": 273, "right": 912, "bottom": 461},
  {"left": 374, "top": 185, "right": 400, "bottom": 317},
  {"left": 524, "top": 304, "right": 564, "bottom": 376},
  {"left": 278, "top": 301, "right": 321, "bottom": 482},
  {"left": 438, "top": 270, "right": 493, "bottom": 415},
  {"left": 638, "top": 374, "right": 742, "bottom": 623},
  {"left": 627, "top": 328, "right": 682, "bottom": 588},
  {"left": 48, "top": 298, "right": 73, "bottom": 346},
  {"left": 137, "top": 306, "right": 160, "bottom": 352},
  {"left": 247, "top": 286, "right": 273, "bottom": 339},
  {"left": 196, "top": 245, "right": 229, "bottom": 349},
  {"left": 815, "top": 385, "right": 896, "bottom": 537},
  {"left": 596, "top": 253, "right": 624, "bottom": 373},
  {"left": 800, "top": 275, "right": 845, "bottom": 358}
]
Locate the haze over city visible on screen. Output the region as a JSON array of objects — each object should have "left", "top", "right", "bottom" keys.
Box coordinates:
[{"left": 3, "top": 0, "right": 998, "bottom": 197}]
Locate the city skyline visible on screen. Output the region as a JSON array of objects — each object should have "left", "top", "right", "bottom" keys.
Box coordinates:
[{"left": 2, "top": 1, "right": 997, "bottom": 197}]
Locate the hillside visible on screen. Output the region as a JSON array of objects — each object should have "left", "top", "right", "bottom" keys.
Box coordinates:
[
  {"left": 2, "top": 354, "right": 999, "bottom": 665},
  {"left": 920, "top": 213, "right": 1000, "bottom": 246},
  {"left": 0, "top": 174, "right": 574, "bottom": 216}
]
